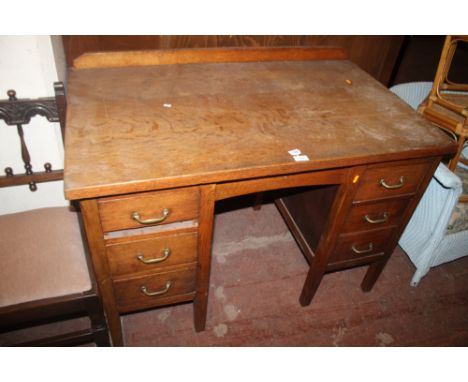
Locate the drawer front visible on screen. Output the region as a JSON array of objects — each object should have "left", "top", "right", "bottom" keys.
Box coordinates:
[
  {"left": 342, "top": 198, "right": 410, "bottom": 234},
  {"left": 354, "top": 160, "right": 432, "bottom": 201},
  {"left": 106, "top": 231, "right": 198, "bottom": 276},
  {"left": 328, "top": 228, "right": 394, "bottom": 264},
  {"left": 113, "top": 266, "right": 196, "bottom": 312},
  {"left": 98, "top": 187, "right": 199, "bottom": 232}
]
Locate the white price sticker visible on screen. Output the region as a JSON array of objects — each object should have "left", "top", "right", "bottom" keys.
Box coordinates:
[
  {"left": 293, "top": 155, "right": 310, "bottom": 162},
  {"left": 288, "top": 149, "right": 302, "bottom": 156}
]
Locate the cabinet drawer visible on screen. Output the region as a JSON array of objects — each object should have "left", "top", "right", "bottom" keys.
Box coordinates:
[
  {"left": 328, "top": 228, "right": 394, "bottom": 265},
  {"left": 98, "top": 187, "right": 199, "bottom": 232},
  {"left": 354, "top": 160, "right": 432, "bottom": 201},
  {"left": 106, "top": 230, "right": 198, "bottom": 276},
  {"left": 342, "top": 198, "right": 409, "bottom": 234},
  {"left": 113, "top": 265, "right": 196, "bottom": 313}
]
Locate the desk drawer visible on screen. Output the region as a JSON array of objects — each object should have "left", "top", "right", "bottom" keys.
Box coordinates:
[
  {"left": 328, "top": 228, "right": 394, "bottom": 265},
  {"left": 98, "top": 187, "right": 199, "bottom": 232},
  {"left": 113, "top": 265, "right": 196, "bottom": 313},
  {"left": 341, "top": 198, "right": 409, "bottom": 234},
  {"left": 354, "top": 160, "right": 431, "bottom": 201},
  {"left": 106, "top": 230, "right": 198, "bottom": 276}
]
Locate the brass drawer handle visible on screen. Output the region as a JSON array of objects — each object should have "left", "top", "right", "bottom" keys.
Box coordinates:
[
  {"left": 351, "top": 242, "right": 374, "bottom": 254},
  {"left": 379, "top": 176, "right": 405, "bottom": 189},
  {"left": 140, "top": 281, "right": 172, "bottom": 297},
  {"left": 136, "top": 248, "right": 171, "bottom": 264},
  {"left": 364, "top": 212, "right": 388, "bottom": 224},
  {"left": 131, "top": 208, "right": 170, "bottom": 225}
]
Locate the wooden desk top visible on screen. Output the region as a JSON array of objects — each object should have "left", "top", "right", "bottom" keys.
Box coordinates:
[{"left": 64, "top": 57, "right": 455, "bottom": 200}]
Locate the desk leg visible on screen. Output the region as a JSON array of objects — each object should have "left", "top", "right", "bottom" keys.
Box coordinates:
[
  {"left": 253, "top": 192, "right": 264, "bottom": 210},
  {"left": 97, "top": 279, "right": 123, "bottom": 346},
  {"left": 81, "top": 199, "right": 124, "bottom": 346},
  {"left": 194, "top": 185, "right": 216, "bottom": 332},
  {"left": 361, "top": 257, "right": 390, "bottom": 292},
  {"left": 299, "top": 260, "right": 328, "bottom": 306},
  {"left": 298, "top": 172, "right": 361, "bottom": 306}
]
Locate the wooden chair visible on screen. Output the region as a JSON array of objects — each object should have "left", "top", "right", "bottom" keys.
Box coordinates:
[
  {"left": 0, "top": 83, "right": 110, "bottom": 346},
  {"left": 418, "top": 36, "right": 468, "bottom": 185}
]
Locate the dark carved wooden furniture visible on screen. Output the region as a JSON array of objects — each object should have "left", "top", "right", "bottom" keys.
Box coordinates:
[
  {"left": 64, "top": 47, "right": 456, "bottom": 346},
  {"left": 0, "top": 83, "right": 109, "bottom": 346}
]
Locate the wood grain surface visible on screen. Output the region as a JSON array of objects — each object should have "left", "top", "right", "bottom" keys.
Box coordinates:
[
  {"left": 97, "top": 186, "right": 200, "bottom": 232},
  {"left": 353, "top": 159, "right": 432, "bottom": 202},
  {"left": 105, "top": 229, "right": 198, "bottom": 276},
  {"left": 64, "top": 54, "right": 455, "bottom": 200},
  {"left": 341, "top": 197, "right": 410, "bottom": 234}
]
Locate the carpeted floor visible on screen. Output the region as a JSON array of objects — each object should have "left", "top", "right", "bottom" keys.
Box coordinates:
[{"left": 121, "top": 199, "right": 468, "bottom": 346}]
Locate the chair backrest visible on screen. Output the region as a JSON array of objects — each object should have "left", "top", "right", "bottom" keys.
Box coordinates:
[
  {"left": 426, "top": 36, "right": 468, "bottom": 115},
  {"left": 0, "top": 82, "right": 66, "bottom": 192},
  {"left": 430, "top": 36, "right": 468, "bottom": 94}
]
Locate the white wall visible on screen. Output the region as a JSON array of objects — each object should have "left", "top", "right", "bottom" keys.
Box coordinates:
[{"left": 0, "top": 36, "right": 67, "bottom": 214}]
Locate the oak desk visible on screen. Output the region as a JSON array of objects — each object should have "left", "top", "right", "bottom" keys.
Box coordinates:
[{"left": 64, "top": 48, "right": 456, "bottom": 346}]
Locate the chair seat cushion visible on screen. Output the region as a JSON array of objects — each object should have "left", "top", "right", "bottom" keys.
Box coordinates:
[
  {"left": 0, "top": 207, "right": 92, "bottom": 308},
  {"left": 454, "top": 165, "right": 468, "bottom": 195},
  {"left": 447, "top": 201, "right": 468, "bottom": 234},
  {"left": 447, "top": 166, "right": 468, "bottom": 234}
]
